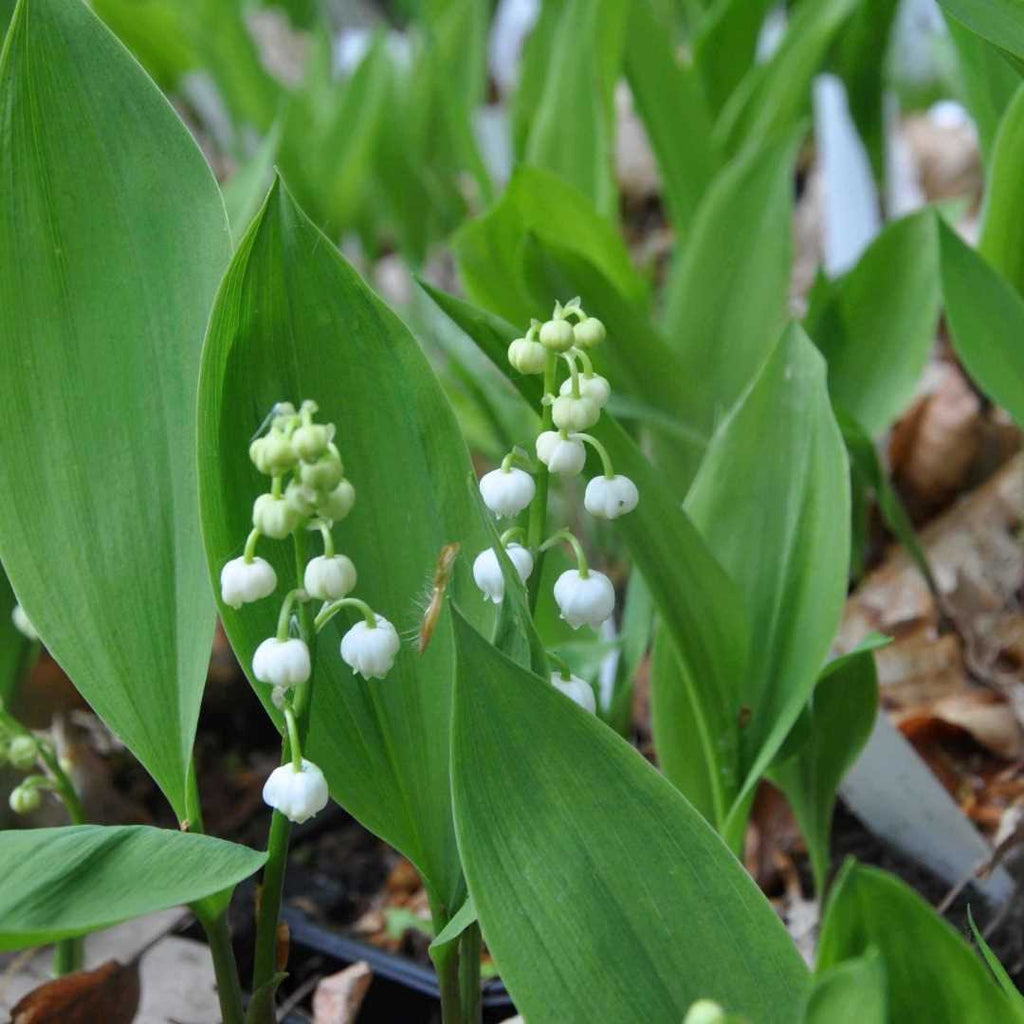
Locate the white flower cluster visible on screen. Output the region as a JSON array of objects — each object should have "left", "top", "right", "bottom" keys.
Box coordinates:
[{"left": 221, "top": 399, "right": 401, "bottom": 824}]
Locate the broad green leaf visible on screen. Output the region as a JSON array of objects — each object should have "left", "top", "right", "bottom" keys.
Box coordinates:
[
  {"left": 936, "top": 0, "right": 1024, "bottom": 67},
  {"left": 818, "top": 862, "right": 1020, "bottom": 1022},
  {"left": 197, "top": 178, "right": 493, "bottom": 915},
  {"left": 523, "top": 0, "right": 627, "bottom": 219},
  {"left": 90, "top": 0, "right": 195, "bottom": 89},
  {"left": 946, "top": 13, "right": 1022, "bottom": 162},
  {"left": 715, "top": 0, "right": 857, "bottom": 157},
  {"left": 769, "top": 647, "right": 879, "bottom": 893},
  {"left": 939, "top": 219, "right": 1024, "bottom": 426},
  {"left": 968, "top": 907, "right": 1024, "bottom": 1011},
  {"left": 453, "top": 166, "right": 646, "bottom": 327},
  {"left": 979, "top": 84, "right": 1024, "bottom": 296},
  {"left": 419, "top": 283, "right": 750, "bottom": 833},
  {"left": 0, "top": 825, "right": 265, "bottom": 951},
  {"left": 684, "top": 324, "right": 851, "bottom": 839},
  {"left": 450, "top": 609, "right": 810, "bottom": 1023},
  {"left": 625, "top": 0, "right": 719, "bottom": 236},
  {"left": 510, "top": 0, "right": 567, "bottom": 157},
  {"left": 693, "top": 0, "right": 774, "bottom": 114},
  {"left": 802, "top": 949, "right": 887, "bottom": 1024},
  {"left": 0, "top": 0, "right": 231, "bottom": 817},
  {"left": 806, "top": 210, "right": 941, "bottom": 436},
  {"left": 663, "top": 128, "right": 800, "bottom": 484}
]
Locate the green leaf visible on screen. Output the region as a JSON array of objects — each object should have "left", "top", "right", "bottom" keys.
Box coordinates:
[
  {"left": 0, "top": 0, "right": 231, "bottom": 817},
  {"left": 939, "top": 218, "right": 1024, "bottom": 426},
  {"left": 818, "top": 861, "right": 1020, "bottom": 1022},
  {"left": 715, "top": 0, "right": 857, "bottom": 156},
  {"left": 936, "top": 0, "right": 1024, "bottom": 67},
  {"left": 428, "top": 894, "right": 477, "bottom": 954},
  {"left": 0, "top": 825, "right": 265, "bottom": 951},
  {"left": 418, "top": 283, "right": 751, "bottom": 834},
  {"left": 684, "top": 323, "right": 851, "bottom": 840},
  {"left": 522, "top": 0, "right": 628, "bottom": 219},
  {"left": 979, "top": 83, "right": 1024, "bottom": 297},
  {"left": 197, "top": 178, "right": 493, "bottom": 913},
  {"left": 662, "top": 128, "right": 800, "bottom": 484},
  {"left": 624, "top": 0, "right": 719, "bottom": 236},
  {"left": 769, "top": 647, "right": 879, "bottom": 893},
  {"left": 693, "top": 0, "right": 774, "bottom": 114},
  {"left": 806, "top": 210, "right": 941, "bottom": 436},
  {"left": 802, "top": 949, "right": 888, "bottom": 1024},
  {"left": 968, "top": 907, "right": 1024, "bottom": 1011},
  {"left": 450, "top": 609, "right": 810, "bottom": 1023},
  {"left": 945, "top": 13, "right": 1023, "bottom": 162}
]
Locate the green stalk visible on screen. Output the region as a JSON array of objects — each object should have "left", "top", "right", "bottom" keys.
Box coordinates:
[
  {"left": 250, "top": 527, "right": 317, "bottom": 1012},
  {"left": 458, "top": 921, "right": 483, "bottom": 1024},
  {"left": 526, "top": 351, "right": 557, "bottom": 612},
  {"left": 427, "top": 892, "right": 464, "bottom": 1024}
]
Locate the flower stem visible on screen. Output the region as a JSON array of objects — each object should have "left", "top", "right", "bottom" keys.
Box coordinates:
[
  {"left": 561, "top": 352, "right": 581, "bottom": 399},
  {"left": 573, "top": 347, "right": 594, "bottom": 375},
  {"left": 527, "top": 351, "right": 558, "bottom": 611},
  {"left": 571, "top": 432, "right": 615, "bottom": 479},
  {"left": 318, "top": 521, "right": 335, "bottom": 559},
  {"left": 540, "top": 529, "right": 590, "bottom": 577},
  {"left": 499, "top": 526, "right": 526, "bottom": 546},
  {"left": 194, "top": 905, "right": 246, "bottom": 1024},
  {"left": 314, "top": 596, "right": 377, "bottom": 632},
  {"left": 284, "top": 706, "right": 302, "bottom": 772},
  {"left": 275, "top": 588, "right": 306, "bottom": 641},
  {"left": 243, "top": 528, "right": 261, "bottom": 563}
]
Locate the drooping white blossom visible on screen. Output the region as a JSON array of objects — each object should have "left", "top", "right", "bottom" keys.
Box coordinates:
[
  {"left": 559, "top": 373, "right": 610, "bottom": 407},
  {"left": 553, "top": 569, "right": 615, "bottom": 630},
  {"left": 551, "top": 672, "right": 597, "bottom": 713},
  {"left": 551, "top": 394, "right": 600, "bottom": 433},
  {"left": 316, "top": 479, "right": 356, "bottom": 522},
  {"left": 584, "top": 474, "right": 639, "bottom": 520},
  {"left": 340, "top": 617, "right": 401, "bottom": 679},
  {"left": 253, "top": 493, "right": 301, "bottom": 540},
  {"left": 304, "top": 555, "right": 358, "bottom": 601},
  {"left": 539, "top": 318, "right": 574, "bottom": 351},
  {"left": 252, "top": 637, "right": 311, "bottom": 688},
  {"left": 535, "top": 431, "right": 585, "bottom": 476},
  {"left": 572, "top": 317, "right": 606, "bottom": 349},
  {"left": 479, "top": 467, "right": 536, "bottom": 518},
  {"left": 262, "top": 758, "right": 329, "bottom": 823},
  {"left": 507, "top": 337, "right": 548, "bottom": 374},
  {"left": 472, "top": 543, "right": 534, "bottom": 603},
  {"left": 221, "top": 556, "right": 277, "bottom": 609}
]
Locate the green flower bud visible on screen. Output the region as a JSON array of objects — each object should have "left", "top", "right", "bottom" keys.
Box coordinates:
[
  {"left": 539, "top": 319, "right": 574, "bottom": 352},
  {"left": 293, "top": 423, "right": 330, "bottom": 462},
  {"left": 317, "top": 479, "right": 356, "bottom": 522},
  {"left": 284, "top": 479, "right": 318, "bottom": 518},
  {"left": 551, "top": 394, "right": 600, "bottom": 432},
  {"left": 250, "top": 434, "right": 299, "bottom": 476},
  {"left": 7, "top": 735, "right": 37, "bottom": 771},
  {"left": 9, "top": 783, "right": 41, "bottom": 815},
  {"left": 507, "top": 338, "right": 548, "bottom": 375},
  {"left": 683, "top": 1000, "right": 726, "bottom": 1024},
  {"left": 253, "top": 494, "right": 300, "bottom": 540},
  {"left": 573, "top": 316, "right": 606, "bottom": 349},
  {"left": 299, "top": 448, "right": 344, "bottom": 492}
]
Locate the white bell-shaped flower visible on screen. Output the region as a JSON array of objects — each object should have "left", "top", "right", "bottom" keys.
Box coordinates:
[
  {"left": 252, "top": 637, "right": 311, "bottom": 688},
  {"left": 553, "top": 569, "right": 615, "bottom": 630},
  {"left": 293, "top": 423, "right": 330, "bottom": 462},
  {"left": 551, "top": 394, "right": 600, "bottom": 432},
  {"left": 507, "top": 337, "right": 548, "bottom": 374},
  {"left": 262, "top": 758, "right": 329, "bottom": 824},
  {"left": 551, "top": 672, "right": 597, "bottom": 713},
  {"left": 584, "top": 474, "right": 639, "bottom": 520},
  {"left": 683, "top": 1000, "right": 726, "bottom": 1024},
  {"left": 479, "top": 467, "right": 535, "bottom": 518},
  {"left": 559, "top": 373, "right": 610, "bottom": 407},
  {"left": 340, "top": 617, "right": 401, "bottom": 679},
  {"left": 472, "top": 543, "right": 534, "bottom": 603},
  {"left": 317, "top": 479, "right": 356, "bottom": 522},
  {"left": 11, "top": 604, "right": 37, "bottom": 642},
  {"left": 221, "top": 556, "right": 277, "bottom": 609},
  {"left": 539, "top": 318, "right": 574, "bottom": 351},
  {"left": 304, "top": 555, "right": 357, "bottom": 601},
  {"left": 253, "top": 494, "right": 301, "bottom": 540},
  {"left": 535, "top": 431, "right": 585, "bottom": 476}
]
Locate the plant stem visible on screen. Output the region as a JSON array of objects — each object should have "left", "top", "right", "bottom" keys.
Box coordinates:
[
  {"left": 458, "top": 922, "right": 483, "bottom": 1024},
  {"left": 52, "top": 937, "right": 83, "bottom": 975},
  {"left": 195, "top": 905, "right": 246, "bottom": 1024},
  {"left": 526, "top": 351, "right": 557, "bottom": 612},
  {"left": 251, "top": 528, "right": 316, "bottom": 1006}
]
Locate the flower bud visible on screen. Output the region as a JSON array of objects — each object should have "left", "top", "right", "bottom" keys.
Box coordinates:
[
  {"left": 553, "top": 569, "right": 615, "bottom": 630},
  {"left": 263, "top": 758, "right": 329, "bottom": 824},
  {"left": 304, "top": 555, "right": 357, "bottom": 601},
  {"left": 551, "top": 394, "right": 600, "bottom": 432},
  {"left": 253, "top": 637, "right": 311, "bottom": 688},
  {"left": 472, "top": 544, "right": 534, "bottom": 604},
  {"left": 9, "top": 784, "right": 41, "bottom": 815},
  {"left": 249, "top": 434, "right": 298, "bottom": 475},
  {"left": 340, "top": 617, "right": 401, "bottom": 679},
  {"left": 539, "top": 319, "right": 574, "bottom": 352},
  {"left": 317, "top": 479, "right": 356, "bottom": 522},
  {"left": 253, "top": 494, "right": 300, "bottom": 540},
  {"left": 535, "top": 431, "right": 585, "bottom": 476},
  {"left": 299, "top": 448, "right": 344, "bottom": 492},
  {"left": 573, "top": 316, "right": 606, "bottom": 349},
  {"left": 11, "top": 604, "right": 37, "bottom": 642},
  {"left": 221, "top": 556, "right": 277, "bottom": 609},
  {"left": 551, "top": 673, "right": 597, "bottom": 714},
  {"left": 292, "top": 423, "right": 330, "bottom": 462},
  {"left": 584, "top": 474, "right": 639, "bottom": 520},
  {"left": 559, "top": 373, "right": 610, "bottom": 407},
  {"left": 284, "top": 479, "right": 319, "bottom": 518},
  {"left": 507, "top": 338, "right": 548, "bottom": 374},
  {"left": 7, "top": 735, "right": 37, "bottom": 771},
  {"left": 479, "top": 467, "right": 535, "bottom": 518},
  {"left": 683, "top": 1000, "right": 726, "bottom": 1024}
]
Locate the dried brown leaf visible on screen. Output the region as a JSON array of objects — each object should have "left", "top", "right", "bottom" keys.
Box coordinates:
[{"left": 10, "top": 959, "right": 139, "bottom": 1024}]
